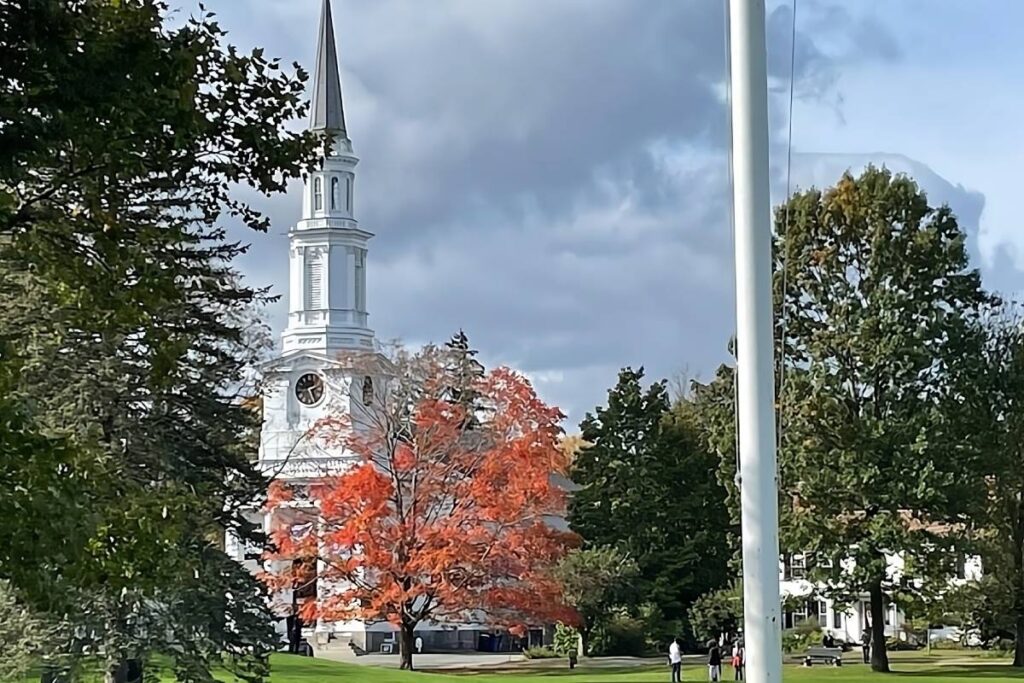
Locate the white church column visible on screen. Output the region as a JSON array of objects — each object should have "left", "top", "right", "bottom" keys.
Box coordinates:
[{"left": 347, "top": 247, "right": 356, "bottom": 311}]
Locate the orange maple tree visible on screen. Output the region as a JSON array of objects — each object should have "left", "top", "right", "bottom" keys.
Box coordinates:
[{"left": 265, "top": 346, "right": 577, "bottom": 669}]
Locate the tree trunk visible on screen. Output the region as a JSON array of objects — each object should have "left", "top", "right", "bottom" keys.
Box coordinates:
[
  {"left": 580, "top": 624, "right": 591, "bottom": 657},
  {"left": 399, "top": 624, "right": 416, "bottom": 671},
  {"left": 1013, "top": 499, "right": 1024, "bottom": 667},
  {"left": 869, "top": 579, "right": 890, "bottom": 673},
  {"left": 1014, "top": 616, "right": 1024, "bottom": 667}
]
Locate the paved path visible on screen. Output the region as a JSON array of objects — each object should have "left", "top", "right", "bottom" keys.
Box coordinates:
[{"left": 317, "top": 651, "right": 705, "bottom": 671}]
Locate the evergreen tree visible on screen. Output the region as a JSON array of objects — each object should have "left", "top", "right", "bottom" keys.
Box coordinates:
[
  {"left": 569, "top": 368, "right": 732, "bottom": 636},
  {"left": 443, "top": 329, "right": 485, "bottom": 427},
  {"left": 0, "top": 1, "right": 316, "bottom": 680}
]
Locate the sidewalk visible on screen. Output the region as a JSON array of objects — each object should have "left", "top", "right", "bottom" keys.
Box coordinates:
[{"left": 317, "top": 651, "right": 705, "bottom": 671}]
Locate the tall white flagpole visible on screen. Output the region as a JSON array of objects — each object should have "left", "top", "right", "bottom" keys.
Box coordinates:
[{"left": 728, "top": 1, "right": 783, "bottom": 681}]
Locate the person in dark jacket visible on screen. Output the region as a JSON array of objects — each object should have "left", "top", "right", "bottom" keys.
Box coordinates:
[
  {"left": 707, "top": 640, "right": 723, "bottom": 681},
  {"left": 861, "top": 628, "right": 871, "bottom": 664}
]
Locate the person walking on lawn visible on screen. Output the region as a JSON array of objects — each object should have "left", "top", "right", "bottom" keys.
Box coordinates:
[
  {"left": 731, "top": 640, "right": 745, "bottom": 680},
  {"left": 669, "top": 637, "right": 683, "bottom": 683},
  {"left": 708, "top": 640, "right": 723, "bottom": 681}
]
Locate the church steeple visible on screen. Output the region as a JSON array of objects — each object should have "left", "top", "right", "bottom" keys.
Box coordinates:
[
  {"left": 310, "top": 0, "right": 347, "bottom": 136},
  {"left": 280, "top": 0, "right": 374, "bottom": 356}
]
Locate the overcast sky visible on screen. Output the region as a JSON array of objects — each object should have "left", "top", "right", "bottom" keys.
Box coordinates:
[{"left": 193, "top": 0, "right": 1024, "bottom": 427}]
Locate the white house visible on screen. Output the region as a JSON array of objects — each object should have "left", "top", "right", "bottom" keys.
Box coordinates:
[{"left": 778, "top": 550, "right": 982, "bottom": 645}]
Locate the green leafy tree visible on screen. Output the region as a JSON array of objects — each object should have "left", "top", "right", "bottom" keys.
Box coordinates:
[
  {"left": 770, "top": 167, "right": 990, "bottom": 672},
  {"left": 967, "top": 303, "right": 1024, "bottom": 664},
  {"left": 688, "top": 581, "right": 744, "bottom": 645},
  {"left": 569, "top": 368, "right": 732, "bottom": 637},
  {"left": 0, "top": 579, "right": 65, "bottom": 681},
  {"left": 554, "top": 546, "right": 639, "bottom": 655},
  {"left": 943, "top": 575, "right": 1015, "bottom": 647},
  {"left": 0, "top": 1, "right": 317, "bottom": 680}
]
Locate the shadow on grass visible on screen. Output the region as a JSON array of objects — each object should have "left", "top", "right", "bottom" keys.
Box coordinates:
[
  {"left": 440, "top": 667, "right": 656, "bottom": 677},
  {"left": 890, "top": 666, "right": 1024, "bottom": 679}
]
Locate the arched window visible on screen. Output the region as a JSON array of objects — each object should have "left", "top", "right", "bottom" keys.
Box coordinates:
[
  {"left": 362, "top": 376, "right": 373, "bottom": 406},
  {"left": 330, "top": 177, "right": 339, "bottom": 210},
  {"left": 313, "top": 177, "right": 323, "bottom": 211}
]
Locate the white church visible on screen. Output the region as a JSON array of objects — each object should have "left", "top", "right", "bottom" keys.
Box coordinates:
[{"left": 225, "top": 0, "right": 542, "bottom": 656}]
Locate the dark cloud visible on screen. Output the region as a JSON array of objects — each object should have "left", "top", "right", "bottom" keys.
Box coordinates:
[{"left": 196, "top": 0, "right": 1011, "bottom": 426}]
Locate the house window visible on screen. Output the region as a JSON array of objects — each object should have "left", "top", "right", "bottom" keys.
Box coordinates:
[
  {"left": 792, "top": 602, "right": 808, "bottom": 625},
  {"left": 330, "top": 177, "right": 339, "bottom": 210},
  {"left": 790, "top": 554, "right": 806, "bottom": 580},
  {"left": 818, "top": 600, "right": 828, "bottom": 627},
  {"left": 362, "top": 376, "right": 373, "bottom": 406},
  {"left": 305, "top": 253, "right": 324, "bottom": 309},
  {"left": 955, "top": 554, "right": 967, "bottom": 580},
  {"left": 346, "top": 176, "right": 353, "bottom": 212},
  {"left": 314, "top": 177, "right": 323, "bottom": 211},
  {"left": 833, "top": 608, "right": 844, "bottom": 630}
]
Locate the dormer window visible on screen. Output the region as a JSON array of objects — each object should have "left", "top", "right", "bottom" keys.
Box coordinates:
[
  {"left": 314, "top": 177, "right": 323, "bottom": 211},
  {"left": 330, "top": 177, "right": 339, "bottom": 210}
]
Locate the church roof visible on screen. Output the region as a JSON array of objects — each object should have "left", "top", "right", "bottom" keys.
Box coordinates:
[{"left": 309, "top": 0, "right": 347, "bottom": 135}]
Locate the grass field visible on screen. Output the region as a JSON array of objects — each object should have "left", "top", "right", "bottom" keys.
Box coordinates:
[
  {"left": 250, "top": 654, "right": 1024, "bottom": 682},
  {"left": 19, "top": 652, "right": 1024, "bottom": 682}
]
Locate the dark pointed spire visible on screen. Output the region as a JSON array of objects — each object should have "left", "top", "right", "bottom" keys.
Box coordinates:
[{"left": 310, "top": 0, "right": 347, "bottom": 135}]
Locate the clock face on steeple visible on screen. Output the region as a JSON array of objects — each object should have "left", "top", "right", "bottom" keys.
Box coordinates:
[{"left": 295, "top": 373, "right": 325, "bottom": 406}]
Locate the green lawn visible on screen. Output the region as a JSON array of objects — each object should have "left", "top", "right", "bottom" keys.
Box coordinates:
[
  {"left": 251, "top": 653, "right": 1024, "bottom": 683},
  {"left": 17, "top": 652, "right": 1024, "bottom": 682}
]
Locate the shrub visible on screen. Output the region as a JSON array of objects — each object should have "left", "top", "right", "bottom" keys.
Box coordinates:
[
  {"left": 780, "top": 620, "right": 823, "bottom": 654},
  {"left": 689, "top": 582, "right": 743, "bottom": 646},
  {"left": 553, "top": 623, "right": 580, "bottom": 657},
  {"left": 781, "top": 630, "right": 804, "bottom": 654},
  {"left": 522, "top": 646, "right": 558, "bottom": 659},
  {"left": 992, "top": 638, "right": 1015, "bottom": 653},
  {"left": 885, "top": 638, "right": 921, "bottom": 651},
  {"left": 637, "top": 602, "right": 687, "bottom": 653},
  {"left": 593, "top": 614, "right": 647, "bottom": 656}
]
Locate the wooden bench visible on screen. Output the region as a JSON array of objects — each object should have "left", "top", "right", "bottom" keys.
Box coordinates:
[{"left": 802, "top": 647, "right": 842, "bottom": 666}]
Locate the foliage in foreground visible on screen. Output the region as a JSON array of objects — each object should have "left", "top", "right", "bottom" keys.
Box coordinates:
[{"left": 0, "top": 0, "right": 318, "bottom": 679}]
